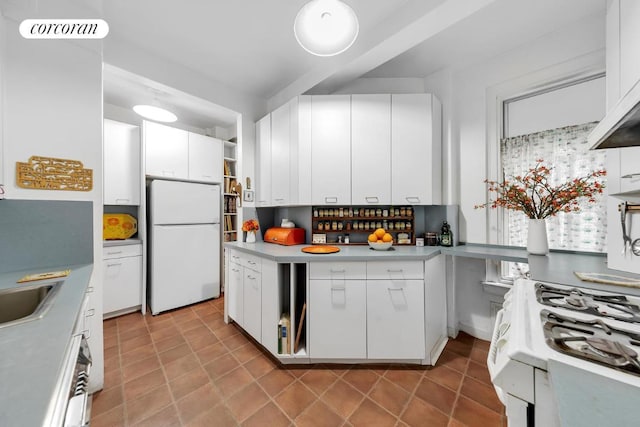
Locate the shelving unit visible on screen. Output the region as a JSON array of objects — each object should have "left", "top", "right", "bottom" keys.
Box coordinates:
[
  {"left": 311, "top": 206, "right": 415, "bottom": 245},
  {"left": 223, "top": 140, "right": 239, "bottom": 242}
]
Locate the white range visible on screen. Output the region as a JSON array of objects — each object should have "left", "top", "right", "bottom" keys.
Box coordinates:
[{"left": 489, "top": 278, "right": 640, "bottom": 427}]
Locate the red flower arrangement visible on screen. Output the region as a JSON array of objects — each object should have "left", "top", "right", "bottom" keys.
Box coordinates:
[
  {"left": 242, "top": 219, "right": 259, "bottom": 232},
  {"left": 474, "top": 160, "right": 606, "bottom": 219}
]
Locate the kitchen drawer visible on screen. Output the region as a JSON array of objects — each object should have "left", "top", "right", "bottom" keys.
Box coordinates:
[
  {"left": 103, "top": 243, "right": 142, "bottom": 259},
  {"left": 241, "top": 254, "right": 262, "bottom": 272},
  {"left": 309, "top": 262, "right": 366, "bottom": 280},
  {"left": 366, "top": 261, "right": 424, "bottom": 280},
  {"left": 227, "top": 250, "right": 242, "bottom": 266}
]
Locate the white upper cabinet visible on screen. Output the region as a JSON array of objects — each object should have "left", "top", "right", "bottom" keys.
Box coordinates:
[
  {"left": 351, "top": 94, "right": 391, "bottom": 205},
  {"left": 256, "top": 114, "right": 272, "bottom": 206},
  {"left": 311, "top": 95, "right": 351, "bottom": 205},
  {"left": 619, "top": 0, "right": 640, "bottom": 99},
  {"left": 391, "top": 94, "right": 442, "bottom": 205},
  {"left": 144, "top": 121, "right": 189, "bottom": 179},
  {"left": 103, "top": 119, "right": 141, "bottom": 205},
  {"left": 294, "top": 96, "right": 313, "bottom": 205},
  {"left": 188, "top": 132, "right": 223, "bottom": 183},
  {"left": 606, "top": 0, "right": 640, "bottom": 108},
  {"left": 271, "top": 101, "right": 291, "bottom": 205}
]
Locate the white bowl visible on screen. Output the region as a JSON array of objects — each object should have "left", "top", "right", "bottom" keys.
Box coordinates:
[{"left": 368, "top": 241, "right": 393, "bottom": 251}]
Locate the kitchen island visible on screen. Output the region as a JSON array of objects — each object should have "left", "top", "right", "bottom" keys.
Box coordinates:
[{"left": 224, "top": 241, "right": 640, "bottom": 366}]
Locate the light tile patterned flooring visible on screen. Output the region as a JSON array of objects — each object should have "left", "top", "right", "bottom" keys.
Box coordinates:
[{"left": 92, "top": 297, "right": 506, "bottom": 426}]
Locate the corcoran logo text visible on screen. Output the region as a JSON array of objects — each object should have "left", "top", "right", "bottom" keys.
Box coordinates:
[{"left": 19, "top": 19, "right": 109, "bottom": 39}]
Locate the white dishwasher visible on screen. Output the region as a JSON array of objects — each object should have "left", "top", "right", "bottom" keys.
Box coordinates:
[{"left": 102, "top": 243, "right": 143, "bottom": 317}]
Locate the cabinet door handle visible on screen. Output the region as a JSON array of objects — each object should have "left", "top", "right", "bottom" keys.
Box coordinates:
[
  {"left": 202, "top": 175, "right": 212, "bottom": 178},
  {"left": 85, "top": 308, "right": 95, "bottom": 317},
  {"left": 405, "top": 196, "right": 420, "bottom": 203},
  {"left": 330, "top": 269, "right": 346, "bottom": 273},
  {"left": 622, "top": 173, "right": 640, "bottom": 179},
  {"left": 325, "top": 197, "right": 338, "bottom": 203},
  {"left": 86, "top": 287, "right": 94, "bottom": 293},
  {"left": 247, "top": 260, "right": 257, "bottom": 265},
  {"left": 107, "top": 262, "right": 122, "bottom": 268},
  {"left": 231, "top": 268, "right": 240, "bottom": 272},
  {"left": 387, "top": 269, "right": 404, "bottom": 273},
  {"left": 274, "top": 198, "right": 285, "bottom": 201},
  {"left": 365, "top": 196, "right": 379, "bottom": 203},
  {"left": 106, "top": 251, "right": 122, "bottom": 255},
  {"left": 115, "top": 198, "right": 130, "bottom": 203},
  {"left": 331, "top": 284, "right": 346, "bottom": 291}
]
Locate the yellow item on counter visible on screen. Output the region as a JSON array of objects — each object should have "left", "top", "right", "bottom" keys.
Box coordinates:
[{"left": 103, "top": 213, "right": 137, "bottom": 240}]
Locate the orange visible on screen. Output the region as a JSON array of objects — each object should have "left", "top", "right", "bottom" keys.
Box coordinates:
[
  {"left": 368, "top": 233, "right": 378, "bottom": 242},
  {"left": 382, "top": 233, "right": 393, "bottom": 243},
  {"left": 374, "top": 228, "right": 386, "bottom": 239}
]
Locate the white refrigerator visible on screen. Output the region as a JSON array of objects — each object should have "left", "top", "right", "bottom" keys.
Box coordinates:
[{"left": 149, "top": 179, "right": 221, "bottom": 315}]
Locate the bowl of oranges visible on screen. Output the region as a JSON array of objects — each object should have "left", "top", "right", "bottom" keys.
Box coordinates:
[{"left": 368, "top": 228, "right": 393, "bottom": 250}]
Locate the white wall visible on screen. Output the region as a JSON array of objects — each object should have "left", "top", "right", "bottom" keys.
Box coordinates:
[
  {"left": 451, "top": 14, "right": 605, "bottom": 245},
  {"left": 333, "top": 77, "right": 425, "bottom": 94},
  {"left": 0, "top": 2, "right": 105, "bottom": 388}
]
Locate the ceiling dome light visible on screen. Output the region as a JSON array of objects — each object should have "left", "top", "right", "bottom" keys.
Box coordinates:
[
  {"left": 133, "top": 105, "right": 177, "bottom": 122},
  {"left": 294, "top": 0, "right": 359, "bottom": 57}
]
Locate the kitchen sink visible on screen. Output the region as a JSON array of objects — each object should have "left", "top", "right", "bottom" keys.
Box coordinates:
[{"left": 0, "top": 281, "right": 61, "bottom": 328}]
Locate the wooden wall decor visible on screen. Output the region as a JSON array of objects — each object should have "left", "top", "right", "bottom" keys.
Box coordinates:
[{"left": 16, "top": 156, "right": 93, "bottom": 191}]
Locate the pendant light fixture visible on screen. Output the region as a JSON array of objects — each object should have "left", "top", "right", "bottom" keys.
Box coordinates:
[{"left": 294, "top": 0, "right": 359, "bottom": 57}]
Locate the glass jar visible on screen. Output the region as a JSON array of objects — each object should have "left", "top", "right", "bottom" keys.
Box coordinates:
[
  {"left": 376, "top": 208, "right": 382, "bottom": 217},
  {"left": 400, "top": 207, "right": 406, "bottom": 216},
  {"left": 346, "top": 222, "right": 352, "bottom": 231},
  {"left": 354, "top": 208, "right": 359, "bottom": 217},
  {"left": 395, "top": 208, "right": 400, "bottom": 216},
  {"left": 376, "top": 221, "right": 382, "bottom": 229},
  {"left": 348, "top": 207, "right": 353, "bottom": 217},
  {"left": 338, "top": 222, "right": 344, "bottom": 230},
  {"left": 318, "top": 222, "right": 324, "bottom": 231},
  {"left": 383, "top": 209, "right": 388, "bottom": 217},
  {"left": 313, "top": 208, "right": 319, "bottom": 217},
  {"left": 339, "top": 208, "right": 344, "bottom": 217},
  {"left": 407, "top": 207, "right": 413, "bottom": 217},
  {"left": 364, "top": 222, "right": 370, "bottom": 230},
  {"left": 325, "top": 221, "right": 330, "bottom": 230},
  {"left": 358, "top": 222, "right": 364, "bottom": 230},
  {"left": 332, "top": 221, "right": 338, "bottom": 231},
  {"left": 406, "top": 222, "right": 412, "bottom": 230}
]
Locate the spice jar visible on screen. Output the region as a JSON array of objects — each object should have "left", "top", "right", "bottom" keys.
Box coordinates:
[
  {"left": 313, "top": 208, "right": 319, "bottom": 217},
  {"left": 358, "top": 222, "right": 364, "bottom": 230},
  {"left": 383, "top": 209, "right": 388, "bottom": 217},
  {"left": 348, "top": 207, "right": 353, "bottom": 217},
  {"left": 400, "top": 207, "right": 406, "bottom": 216},
  {"left": 332, "top": 221, "right": 338, "bottom": 231},
  {"left": 318, "top": 222, "right": 324, "bottom": 231},
  {"left": 338, "top": 222, "right": 344, "bottom": 230},
  {"left": 425, "top": 232, "right": 438, "bottom": 246},
  {"left": 339, "top": 208, "right": 344, "bottom": 217},
  {"left": 376, "top": 208, "right": 382, "bottom": 217}
]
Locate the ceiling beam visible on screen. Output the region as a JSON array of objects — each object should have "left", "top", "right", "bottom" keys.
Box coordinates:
[{"left": 268, "top": 0, "right": 497, "bottom": 110}]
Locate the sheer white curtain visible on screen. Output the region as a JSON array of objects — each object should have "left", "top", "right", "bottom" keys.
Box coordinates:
[{"left": 501, "top": 122, "right": 607, "bottom": 252}]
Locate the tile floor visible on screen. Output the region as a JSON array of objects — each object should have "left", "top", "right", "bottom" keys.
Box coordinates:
[{"left": 92, "top": 297, "right": 505, "bottom": 426}]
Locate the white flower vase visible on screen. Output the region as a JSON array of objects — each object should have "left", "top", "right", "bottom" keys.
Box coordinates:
[
  {"left": 246, "top": 231, "right": 256, "bottom": 243},
  {"left": 527, "top": 218, "right": 549, "bottom": 255}
]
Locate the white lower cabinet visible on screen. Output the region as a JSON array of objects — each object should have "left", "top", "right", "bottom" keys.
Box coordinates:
[
  {"left": 227, "top": 259, "right": 244, "bottom": 326},
  {"left": 243, "top": 268, "right": 262, "bottom": 341},
  {"left": 102, "top": 244, "right": 142, "bottom": 317},
  {"left": 309, "top": 279, "right": 367, "bottom": 359},
  {"left": 367, "top": 279, "right": 425, "bottom": 359}
]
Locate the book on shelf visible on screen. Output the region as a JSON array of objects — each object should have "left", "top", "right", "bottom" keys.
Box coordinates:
[{"left": 223, "top": 160, "right": 230, "bottom": 176}]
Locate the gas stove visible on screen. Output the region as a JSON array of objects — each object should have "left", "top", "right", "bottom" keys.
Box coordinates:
[
  {"left": 536, "top": 283, "right": 640, "bottom": 323},
  {"left": 541, "top": 309, "right": 640, "bottom": 376},
  {"left": 488, "top": 279, "right": 640, "bottom": 427}
]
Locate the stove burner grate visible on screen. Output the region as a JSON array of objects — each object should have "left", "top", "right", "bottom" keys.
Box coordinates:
[
  {"left": 542, "top": 310, "right": 640, "bottom": 376},
  {"left": 535, "top": 283, "right": 640, "bottom": 324}
]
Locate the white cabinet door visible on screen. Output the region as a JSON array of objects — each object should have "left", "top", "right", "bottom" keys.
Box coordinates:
[
  {"left": 144, "top": 121, "right": 188, "bottom": 179},
  {"left": 294, "top": 96, "right": 313, "bottom": 205},
  {"left": 367, "top": 279, "right": 425, "bottom": 359},
  {"left": 351, "top": 94, "right": 391, "bottom": 205},
  {"left": 243, "top": 268, "right": 262, "bottom": 342},
  {"left": 103, "top": 254, "right": 142, "bottom": 314},
  {"left": 227, "top": 260, "right": 244, "bottom": 326},
  {"left": 311, "top": 95, "right": 351, "bottom": 205},
  {"left": 391, "top": 94, "right": 441, "bottom": 205},
  {"left": 619, "top": 0, "right": 640, "bottom": 98},
  {"left": 188, "top": 133, "right": 223, "bottom": 183},
  {"left": 103, "top": 119, "right": 141, "bottom": 205},
  {"left": 309, "top": 279, "right": 367, "bottom": 359},
  {"left": 606, "top": 0, "right": 621, "bottom": 110},
  {"left": 271, "top": 102, "right": 291, "bottom": 205},
  {"left": 424, "top": 255, "right": 447, "bottom": 364},
  {"left": 620, "top": 147, "right": 640, "bottom": 193},
  {"left": 256, "top": 114, "right": 272, "bottom": 206}
]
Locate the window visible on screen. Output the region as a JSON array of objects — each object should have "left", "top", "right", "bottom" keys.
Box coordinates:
[{"left": 499, "top": 75, "right": 607, "bottom": 279}]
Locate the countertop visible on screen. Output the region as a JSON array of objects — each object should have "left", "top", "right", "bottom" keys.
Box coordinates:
[
  {"left": 0, "top": 263, "right": 94, "bottom": 427},
  {"left": 225, "top": 242, "right": 640, "bottom": 295}
]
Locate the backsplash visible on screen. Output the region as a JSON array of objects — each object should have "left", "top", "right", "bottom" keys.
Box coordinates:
[{"left": 0, "top": 200, "right": 93, "bottom": 273}]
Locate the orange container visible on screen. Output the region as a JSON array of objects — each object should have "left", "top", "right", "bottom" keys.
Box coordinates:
[{"left": 263, "top": 227, "right": 305, "bottom": 245}]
